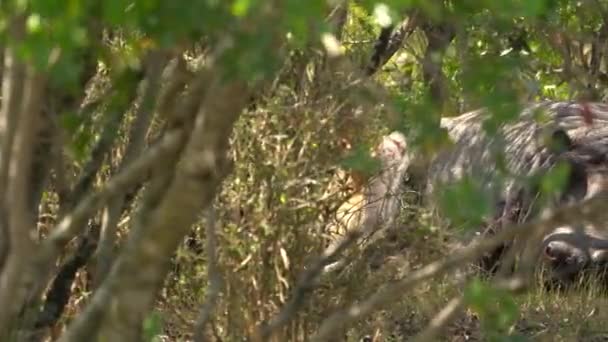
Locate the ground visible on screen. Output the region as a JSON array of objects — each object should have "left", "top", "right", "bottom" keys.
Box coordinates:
[{"left": 154, "top": 201, "right": 608, "bottom": 341}]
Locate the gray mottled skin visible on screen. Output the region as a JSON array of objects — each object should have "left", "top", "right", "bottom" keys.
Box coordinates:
[
  {"left": 416, "top": 101, "right": 608, "bottom": 285},
  {"left": 428, "top": 101, "right": 608, "bottom": 203}
]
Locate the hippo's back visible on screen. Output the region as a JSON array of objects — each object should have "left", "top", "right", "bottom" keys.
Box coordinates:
[{"left": 426, "top": 101, "right": 608, "bottom": 203}]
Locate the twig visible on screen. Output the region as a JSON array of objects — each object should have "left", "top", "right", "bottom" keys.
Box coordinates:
[
  {"left": 411, "top": 275, "right": 528, "bottom": 342},
  {"left": 411, "top": 297, "right": 465, "bottom": 342},
  {"left": 192, "top": 207, "right": 223, "bottom": 342}
]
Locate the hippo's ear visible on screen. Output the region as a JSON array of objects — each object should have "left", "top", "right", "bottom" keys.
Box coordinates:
[{"left": 547, "top": 128, "right": 573, "bottom": 153}]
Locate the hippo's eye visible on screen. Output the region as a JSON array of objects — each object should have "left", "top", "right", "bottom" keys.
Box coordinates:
[{"left": 584, "top": 152, "right": 606, "bottom": 165}]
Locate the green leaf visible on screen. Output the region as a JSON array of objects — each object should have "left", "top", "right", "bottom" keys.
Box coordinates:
[
  {"left": 540, "top": 162, "right": 572, "bottom": 198},
  {"left": 464, "top": 278, "right": 520, "bottom": 338},
  {"left": 340, "top": 144, "right": 382, "bottom": 177},
  {"left": 232, "top": 0, "right": 252, "bottom": 17},
  {"left": 142, "top": 311, "right": 163, "bottom": 342},
  {"left": 438, "top": 177, "right": 494, "bottom": 229}
]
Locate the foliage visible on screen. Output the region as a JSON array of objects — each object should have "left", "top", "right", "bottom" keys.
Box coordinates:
[{"left": 0, "top": 0, "right": 607, "bottom": 340}]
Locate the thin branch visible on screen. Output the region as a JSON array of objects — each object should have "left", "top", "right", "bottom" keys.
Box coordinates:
[
  {"left": 412, "top": 297, "right": 465, "bottom": 342},
  {"left": 68, "top": 68, "right": 144, "bottom": 209},
  {"left": 326, "top": 0, "right": 348, "bottom": 41},
  {"left": 310, "top": 194, "right": 608, "bottom": 341},
  {"left": 192, "top": 207, "right": 223, "bottom": 342},
  {"left": 95, "top": 50, "right": 169, "bottom": 286},
  {"left": 411, "top": 275, "right": 527, "bottom": 342},
  {"left": 50, "top": 128, "right": 71, "bottom": 215}
]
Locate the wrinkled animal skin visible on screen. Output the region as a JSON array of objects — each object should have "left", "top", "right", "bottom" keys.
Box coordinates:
[{"left": 416, "top": 101, "right": 608, "bottom": 287}]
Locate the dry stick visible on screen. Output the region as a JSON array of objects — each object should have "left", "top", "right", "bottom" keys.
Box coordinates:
[
  {"left": 411, "top": 271, "right": 530, "bottom": 342},
  {"left": 412, "top": 297, "right": 465, "bottom": 342},
  {"left": 310, "top": 195, "right": 608, "bottom": 341},
  {"left": 192, "top": 207, "right": 223, "bottom": 342}
]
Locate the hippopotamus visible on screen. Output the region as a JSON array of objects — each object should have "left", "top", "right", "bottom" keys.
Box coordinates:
[{"left": 411, "top": 101, "right": 608, "bottom": 287}]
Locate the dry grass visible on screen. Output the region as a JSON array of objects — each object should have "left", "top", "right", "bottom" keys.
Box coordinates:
[{"left": 156, "top": 197, "right": 608, "bottom": 341}]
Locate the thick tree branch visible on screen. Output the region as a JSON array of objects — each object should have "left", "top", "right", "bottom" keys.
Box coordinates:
[
  {"left": 33, "top": 223, "right": 99, "bottom": 333},
  {"left": 57, "top": 69, "right": 250, "bottom": 341},
  {"left": 0, "top": 64, "right": 46, "bottom": 339},
  {"left": 0, "top": 16, "right": 26, "bottom": 273},
  {"left": 22, "top": 56, "right": 169, "bottom": 337}
]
